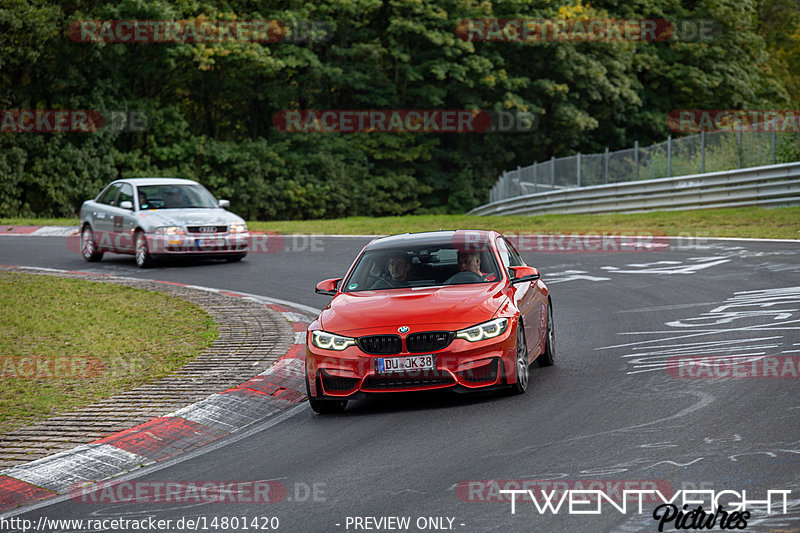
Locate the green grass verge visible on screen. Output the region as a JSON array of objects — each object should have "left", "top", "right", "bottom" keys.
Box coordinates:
[
  {"left": 246, "top": 207, "right": 800, "bottom": 239},
  {"left": 2, "top": 206, "right": 799, "bottom": 239},
  {"left": 0, "top": 272, "right": 218, "bottom": 434},
  {"left": 0, "top": 217, "right": 78, "bottom": 227}
]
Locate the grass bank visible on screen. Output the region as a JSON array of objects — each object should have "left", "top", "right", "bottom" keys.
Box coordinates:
[{"left": 0, "top": 272, "right": 217, "bottom": 434}]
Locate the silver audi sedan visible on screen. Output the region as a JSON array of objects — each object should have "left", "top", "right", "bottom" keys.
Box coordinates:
[{"left": 79, "top": 178, "right": 249, "bottom": 267}]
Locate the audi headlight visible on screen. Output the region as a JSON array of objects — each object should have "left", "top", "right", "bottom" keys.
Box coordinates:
[
  {"left": 311, "top": 330, "right": 356, "bottom": 351},
  {"left": 456, "top": 318, "right": 509, "bottom": 342},
  {"left": 154, "top": 226, "right": 185, "bottom": 235},
  {"left": 230, "top": 224, "right": 247, "bottom": 234}
]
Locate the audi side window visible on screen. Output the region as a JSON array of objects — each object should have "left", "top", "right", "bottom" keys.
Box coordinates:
[
  {"left": 118, "top": 183, "right": 134, "bottom": 207},
  {"left": 97, "top": 183, "right": 121, "bottom": 206}
]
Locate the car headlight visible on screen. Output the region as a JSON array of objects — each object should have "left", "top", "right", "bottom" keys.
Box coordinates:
[
  {"left": 456, "top": 318, "right": 509, "bottom": 342},
  {"left": 311, "top": 330, "right": 356, "bottom": 351},
  {"left": 230, "top": 224, "right": 247, "bottom": 234},
  {"left": 154, "top": 226, "right": 185, "bottom": 235}
]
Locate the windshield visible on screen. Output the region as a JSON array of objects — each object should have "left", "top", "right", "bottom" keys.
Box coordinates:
[
  {"left": 343, "top": 242, "right": 501, "bottom": 292},
  {"left": 136, "top": 184, "right": 218, "bottom": 210}
]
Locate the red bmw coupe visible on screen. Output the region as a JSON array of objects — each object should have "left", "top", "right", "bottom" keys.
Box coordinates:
[{"left": 305, "top": 230, "right": 555, "bottom": 413}]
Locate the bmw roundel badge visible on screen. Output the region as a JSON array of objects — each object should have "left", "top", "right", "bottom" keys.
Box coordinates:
[{"left": 398, "top": 326, "right": 410, "bottom": 333}]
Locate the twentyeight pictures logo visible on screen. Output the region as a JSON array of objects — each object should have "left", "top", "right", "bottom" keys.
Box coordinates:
[{"left": 458, "top": 480, "right": 793, "bottom": 531}]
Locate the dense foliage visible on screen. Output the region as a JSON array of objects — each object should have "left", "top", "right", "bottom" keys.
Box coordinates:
[{"left": 1, "top": 0, "right": 797, "bottom": 219}]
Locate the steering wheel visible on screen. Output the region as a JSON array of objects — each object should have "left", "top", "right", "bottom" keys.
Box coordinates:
[{"left": 443, "top": 271, "right": 485, "bottom": 285}]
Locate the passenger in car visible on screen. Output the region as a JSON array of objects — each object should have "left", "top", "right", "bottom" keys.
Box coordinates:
[{"left": 457, "top": 251, "right": 496, "bottom": 281}]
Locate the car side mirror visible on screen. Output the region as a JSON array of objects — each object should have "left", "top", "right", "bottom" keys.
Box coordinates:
[
  {"left": 218, "top": 199, "right": 230, "bottom": 208},
  {"left": 509, "top": 265, "right": 540, "bottom": 284},
  {"left": 119, "top": 200, "right": 133, "bottom": 210},
  {"left": 315, "top": 278, "right": 342, "bottom": 296}
]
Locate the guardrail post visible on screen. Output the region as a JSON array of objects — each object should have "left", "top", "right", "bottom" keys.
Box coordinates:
[
  {"left": 737, "top": 128, "right": 742, "bottom": 168},
  {"left": 604, "top": 147, "right": 609, "bottom": 184},
  {"left": 550, "top": 156, "right": 555, "bottom": 186},
  {"left": 772, "top": 117, "right": 777, "bottom": 164},
  {"left": 634, "top": 141, "right": 639, "bottom": 180},
  {"left": 701, "top": 130, "right": 705, "bottom": 173},
  {"left": 533, "top": 161, "right": 538, "bottom": 190},
  {"left": 667, "top": 135, "right": 672, "bottom": 177},
  {"left": 577, "top": 152, "right": 581, "bottom": 187}
]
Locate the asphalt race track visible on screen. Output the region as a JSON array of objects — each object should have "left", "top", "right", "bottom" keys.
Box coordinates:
[{"left": 1, "top": 233, "right": 799, "bottom": 533}]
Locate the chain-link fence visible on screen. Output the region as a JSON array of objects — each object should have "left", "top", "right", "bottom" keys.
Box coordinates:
[{"left": 488, "top": 125, "right": 800, "bottom": 203}]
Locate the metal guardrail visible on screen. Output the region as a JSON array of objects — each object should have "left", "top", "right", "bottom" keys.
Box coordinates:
[
  {"left": 488, "top": 122, "right": 796, "bottom": 204},
  {"left": 470, "top": 162, "right": 800, "bottom": 216}
]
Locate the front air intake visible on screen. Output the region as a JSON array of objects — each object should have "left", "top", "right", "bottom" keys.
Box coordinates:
[
  {"left": 406, "top": 331, "right": 453, "bottom": 353},
  {"left": 357, "top": 335, "right": 402, "bottom": 355}
]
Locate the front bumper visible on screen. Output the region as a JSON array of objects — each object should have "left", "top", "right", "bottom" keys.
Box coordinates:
[
  {"left": 305, "top": 326, "right": 517, "bottom": 398},
  {"left": 146, "top": 233, "right": 250, "bottom": 255}
]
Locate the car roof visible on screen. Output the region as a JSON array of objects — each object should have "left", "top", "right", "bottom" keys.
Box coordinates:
[
  {"left": 366, "top": 230, "right": 498, "bottom": 251},
  {"left": 114, "top": 178, "right": 201, "bottom": 187}
]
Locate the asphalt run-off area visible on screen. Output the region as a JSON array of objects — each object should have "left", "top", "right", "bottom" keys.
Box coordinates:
[{"left": 0, "top": 231, "right": 798, "bottom": 532}]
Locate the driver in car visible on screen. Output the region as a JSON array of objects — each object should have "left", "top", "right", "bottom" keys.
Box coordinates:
[{"left": 371, "top": 253, "right": 412, "bottom": 289}]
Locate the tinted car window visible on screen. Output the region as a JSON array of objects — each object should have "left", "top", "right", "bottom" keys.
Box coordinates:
[
  {"left": 495, "top": 238, "right": 512, "bottom": 269},
  {"left": 502, "top": 237, "right": 524, "bottom": 266},
  {"left": 97, "top": 183, "right": 121, "bottom": 206},
  {"left": 136, "top": 184, "right": 218, "bottom": 209},
  {"left": 343, "top": 242, "right": 500, "bottom": 292},
  {"left": 118, "top": 183, "right": 134, "bottom": 207}
]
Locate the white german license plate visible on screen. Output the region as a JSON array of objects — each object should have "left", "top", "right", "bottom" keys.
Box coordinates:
[
  {"left": 376, "top": 355, "right": 436, "bottom": 374},
  {"left": 196, "top": 238, "right": 220, "bottom": 248}
]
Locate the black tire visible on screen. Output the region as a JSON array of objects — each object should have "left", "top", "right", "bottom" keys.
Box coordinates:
[
  {"left": 134, "top": 231, "right": 153, "bottom": 268},
  {"left": 305, "top": 374, "right": 347, "bottom": 414},
  {"left": 510, "top": 319, "right": 529, "bottom": 395},
  {"left": 537, "top": 299, "right": 555, "bottom": 367},
  {"left": 81, "top": 226, "right": 103, "bottom": 262},
  {"left": 225, "top": 253, "right": 247, "bottom": 263}
]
